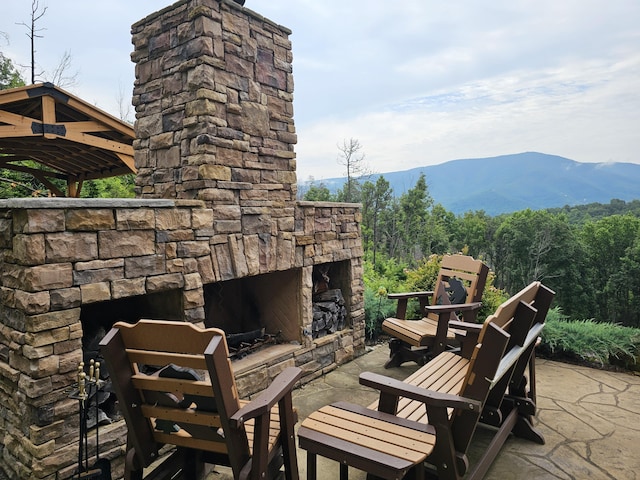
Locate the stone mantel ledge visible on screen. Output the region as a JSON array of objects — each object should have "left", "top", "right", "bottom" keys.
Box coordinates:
[
  {"left": 0, "top": 198, "right": 206, "bottom": 209},
  {"left": 297, "top": 201, "right": 362, "bottom": 209},
  {"left": 0, "top": 199, "right": 361, "bottom": 210}
]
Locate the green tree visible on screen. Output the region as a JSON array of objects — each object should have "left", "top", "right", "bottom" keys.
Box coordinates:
[
  {"left": 454, "top": 210, "right": 492, "bottom": 259},
  {"left": 581, "top": 215, "right": 640, "bottom": 324},
  {"left": 0, "top": 52, "right": 26, "bottom": 89},
  {"left": 301, "top": 182, "right": 335, "bottom": 202},
  {"left": 380, "top": 197, "right": 404, "bottom": 260},
  {"left": 79, "top": 175, "right": 136, "bottom": 198},
  {"left": 613, "top": 232, "right": 640, "bottom": 327},
  {"left": 426, "top": 203, "right": 454, "bottom": 255},
  {"left": 361, "top": 176, "right": 392, "bottom": 264},
  {"left": 493, "top": 209, "right": 584, "bottom": 314},
  {"left": 397, "top": 173, "right": 432, "bottom": 263}
]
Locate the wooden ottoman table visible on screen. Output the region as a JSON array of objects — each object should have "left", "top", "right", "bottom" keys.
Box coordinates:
[{"left": 297, "top": 401, "right": 434, "bottom": 480}]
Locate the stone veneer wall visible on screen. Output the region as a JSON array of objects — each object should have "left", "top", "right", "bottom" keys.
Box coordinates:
[
  {"left": 0, "top": 0, "right": 365, "bottom": 477},
  {"left": 0, "top": 197, "right": 364, "bottom": 478},
  {"left": 131, "top": 0, "right": 297, "bottom": 213}
]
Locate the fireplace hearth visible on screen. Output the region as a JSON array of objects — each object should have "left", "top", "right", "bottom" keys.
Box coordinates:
[{"left": 0, "top": 1, "right": 364, "bottom": 478}]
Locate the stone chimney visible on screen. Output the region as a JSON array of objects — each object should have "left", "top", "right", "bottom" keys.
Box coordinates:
[{"left": 131, "top": 0, "right": 297, "bottom": 238}]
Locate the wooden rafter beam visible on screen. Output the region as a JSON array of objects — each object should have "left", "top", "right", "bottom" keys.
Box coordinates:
[{"left": 0, "top": 83, "right": 137, "bottom": 184}]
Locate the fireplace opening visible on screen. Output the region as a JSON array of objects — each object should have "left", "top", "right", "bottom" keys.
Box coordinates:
[
  {"left": 312, "top": 261, "right": 351, "bottom": 338},
  {"left": 203, "top": 268, "right": 302, "bottom": 351},
  {"left": 79, "top": 290, "right": 183, "bottom": 427}
]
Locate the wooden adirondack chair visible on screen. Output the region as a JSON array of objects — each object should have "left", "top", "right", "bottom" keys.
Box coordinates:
[
  {"left": 100, "top": 320, "right": 302, "bottom": 480},
  {"left": 298, "top": 281, "right": 554, "bottom": 480},
  {"left": 382, "top": 254, "right": 489, "bottom": 368}
]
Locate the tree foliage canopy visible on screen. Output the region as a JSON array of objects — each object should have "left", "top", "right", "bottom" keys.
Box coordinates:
[{"left": 302, "top": 145, "right": 640, "bottom": 328}]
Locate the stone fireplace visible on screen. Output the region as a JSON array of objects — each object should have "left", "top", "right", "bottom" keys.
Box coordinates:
[{"left": 0, "top": 1, "right": 364, "bottom": 478}]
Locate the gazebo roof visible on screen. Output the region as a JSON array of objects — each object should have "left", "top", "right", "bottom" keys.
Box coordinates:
[{"left": 0, "top": 82, "right": 136, "bottom": 197}]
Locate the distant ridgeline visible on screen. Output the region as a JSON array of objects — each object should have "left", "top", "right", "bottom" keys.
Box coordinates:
[{"left": 301, "top": 152, "right": 640, "bottom": 216}]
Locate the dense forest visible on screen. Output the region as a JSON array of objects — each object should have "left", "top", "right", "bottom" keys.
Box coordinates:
[{"left": 302, "top": 174, "right": 640, "bottom": 330}]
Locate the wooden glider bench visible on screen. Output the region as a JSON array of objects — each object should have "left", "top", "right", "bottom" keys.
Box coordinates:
[
  {"left": 298, "top": 281, "right": 554, "bottom": 480},
  {"left": 100, "top": 319, "right": 303, "bottom": 480},
  {"left": 382, "top": 254, "right": 489, "bottom": 368}
]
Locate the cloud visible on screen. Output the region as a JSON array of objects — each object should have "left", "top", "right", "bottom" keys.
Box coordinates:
[
  {"left": 295, "top": 51, "right": 640, "bottom": 179},
  {"left": 2, "top": 0, "right": 638, "bottom": 180}
]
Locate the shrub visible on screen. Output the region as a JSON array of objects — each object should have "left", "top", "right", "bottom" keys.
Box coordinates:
[
  {"left": 363, "top": 257, "right": 407, "bottom": 340},
  {"left": 539, "top": 307, "right": 640, "bottom": 369}
]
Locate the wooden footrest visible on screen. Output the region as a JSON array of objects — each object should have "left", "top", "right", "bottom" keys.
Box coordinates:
[{"left": 298, "top": 402, "right": 435, "bottom": 480}]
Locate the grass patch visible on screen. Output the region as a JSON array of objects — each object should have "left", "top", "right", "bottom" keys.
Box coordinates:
[{"left": 539, "top": 307, "right": 640, "bottom": 370}]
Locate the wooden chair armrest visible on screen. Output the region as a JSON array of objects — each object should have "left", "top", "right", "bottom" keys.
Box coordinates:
[
  {"left": 424, "top": 301, "right": 481, "bottom": 314},
  {"left": 387, "top": 291, "right": 434, "bottom": 320},
  {"left": 387, "top": 291, "right": 434, "bottom": 300},
  {"left": 359, "top": 372, "right": 481, "bottom": 412},
  {"left": 230, "top": 367, "right": 302, "bottom": 427},
  {"left": 448, "top": 320, "right": 483, "bottom": 358},
  {"left": 448, "top": 320, "right": 482, "bottom": 332}
]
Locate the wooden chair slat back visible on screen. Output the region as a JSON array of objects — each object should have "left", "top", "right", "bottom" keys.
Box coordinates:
[
  {"left": 438, "top": 255, "right": 489, "bottom": 304},
  {"left": 451, "top": 283, "right": 545, "bottom": 454},
  {"left": 126, "top": 350, "right": 209, "bottom": 370},
  {"left": 131, "top": 375, "right": 213, "bottom": 397},
  {"left": 452, "top": 321, "right": 510, "bottom": 453},
  {"left": 478, "top": 282, "right": 540, "bottom": 339},
  {"left": 100, "top": 320, "right": 247, "bottom": 469},
  {"left": 458, "top": 281, "right": 547, "bottom": 405},
  {"left": 115, "top": 319, "right": 225, "bottom": 354}
]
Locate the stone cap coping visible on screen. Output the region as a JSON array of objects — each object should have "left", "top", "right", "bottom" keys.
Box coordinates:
[
  {"left": 133, "top": 0, "right": 292, "bottom": 36},
  {"left": 0, "top": 198, "right": 205, "bottom": 209},
  {"left": 297, "top": 201, "right": 362, "bottom": 208}
]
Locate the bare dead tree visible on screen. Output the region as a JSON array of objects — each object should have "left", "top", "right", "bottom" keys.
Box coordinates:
[
  {"left": 49, "top": 50, "right": 78, "bottom": 88},
  {"left": 337, "top": 138, "right": 369, "bottom": 203},
  {"left": 17, "top": 1, "right": 79, "bottom": 87},
  {"left": 16, "top": 0, "right": 47, "bottom": 84},
  {"left": 116, "top": 82, "right": 133, "bottom": 124}
]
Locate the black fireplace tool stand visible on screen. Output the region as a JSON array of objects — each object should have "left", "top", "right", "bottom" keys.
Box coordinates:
[{"left": 69, "top": 359, "right": 111, "bottom": 480}]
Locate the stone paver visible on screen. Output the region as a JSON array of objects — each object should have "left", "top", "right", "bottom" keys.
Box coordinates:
[{"left": 204, "top": 345, "right": 640, "bottom": 479}]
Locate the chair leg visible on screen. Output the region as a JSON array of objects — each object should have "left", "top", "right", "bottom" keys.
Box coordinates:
[
  {"left": 340, "top": 463, "right": 348, "bottom": 480},
  {"left": 306, "top": 452, "right": 317, "bottom": 480},
  {"left": 385, "top": 340, "right": 432, "bottom": 368},
  {"left": 385, "top": 339, "right": 406, "bottom": 368},
  {"left": 182, "top": 448, "right": 205, "bottom": 480}
]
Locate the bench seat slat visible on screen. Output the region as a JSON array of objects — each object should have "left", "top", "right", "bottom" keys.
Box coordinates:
[
  {"left": 301, "top": 406, "right": 434, "bottom": 464},
  {"left": 383, "top": 318, "right": 456, "bottom": 345},
  {"left": 370, "top": 352, "right": 470, "bottom": 423}
]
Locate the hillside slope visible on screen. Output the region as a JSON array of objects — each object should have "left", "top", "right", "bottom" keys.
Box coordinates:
[{"left": 308, "top": 152, "right": 640, "bottom": 215}]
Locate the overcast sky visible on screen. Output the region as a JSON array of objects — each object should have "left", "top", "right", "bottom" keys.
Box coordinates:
[{"left": 2, "top": 1, "right": 639, "bottom": 181}]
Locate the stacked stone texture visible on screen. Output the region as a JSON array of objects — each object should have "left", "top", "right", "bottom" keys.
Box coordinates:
[
  {"left": 0, "top": 195, "right": 363, "bottom": 478},
  {"left": 0, "top": 1, "right": 365, "bottom": 477},
  {"left": 131, "top": 0, "right": 297, "bottom": 218}
]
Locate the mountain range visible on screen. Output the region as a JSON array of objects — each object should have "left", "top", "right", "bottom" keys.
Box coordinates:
[{"left": 305, "top": 152, "right": 640, "bottom": 216}]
